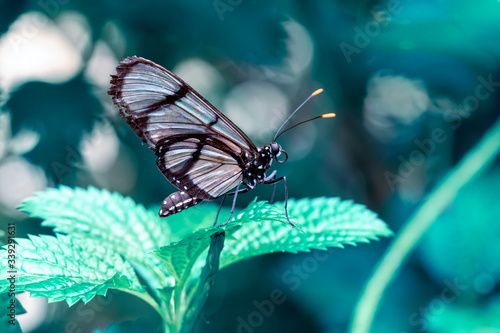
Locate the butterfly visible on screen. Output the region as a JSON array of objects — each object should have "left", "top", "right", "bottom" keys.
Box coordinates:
[{"left": 108, "top": 56, "right": 332, "bottom": 227}]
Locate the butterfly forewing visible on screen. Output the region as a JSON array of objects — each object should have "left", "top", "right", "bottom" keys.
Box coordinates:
[
  {"left": 109, "top": 57, "right": 255, "bottom": 152},
  {"left": 108, "top": 56, "right": 253, "bottom": 203}
]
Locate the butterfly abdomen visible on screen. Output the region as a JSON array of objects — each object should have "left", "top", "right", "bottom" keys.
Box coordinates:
[{"left": 159, "top": 191, "right": 202, "bottom": 217}]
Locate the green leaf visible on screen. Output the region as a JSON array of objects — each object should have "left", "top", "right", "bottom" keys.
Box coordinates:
[
  {"left": 153, "top": 226, "right": 236, "bottom": 285},
  {"left": 154, "top": 198, "right": 389, "bottom": 332},
  {"left": 154, "top": 200, "right": 284, "bottom": 331},
  {"left": 159, "top": 199, "right": 287, "bottom": 242},
  {"left": 154, "top": 226, "right": 233, "bottom": 331},
  {"left": 153, "top": 200, "right": 286, "bottom": 285},
  {"left": 228, "top": 199, "right": 292, "bottom": 225},
  {"left": 181, "top": 232, "right": 225, "bottom": 333},
  {"left": 12, "top": 188, "right": 390, "bottom": 332},
  {"left": 220, "top": 197, "right": 393, "bottom": 268},
  {"left": 19, "top": 186, "right": 173, "bottom": 289},
  {"left": 0, "top": 234, "right": 144, "bottom": 306},
  {"left": 152, "top": 203, "right": 230, "bottom": 242}
]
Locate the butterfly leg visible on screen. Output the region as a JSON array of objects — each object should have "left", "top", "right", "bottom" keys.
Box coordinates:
[
  {"left": 282, "top": 176, "right": 294, "bottom": 228},
  {"left": 264, "top": 171, "right": 278, "bottom": 204},
  {"left": 213, "top": 184, "right": 250, "bottom": 227},
  {"left": 270, "top": 183, "right": 277, "bottom": 204},
  {"left": 218, "top": 182, "right": 243, "bottom": 228},
  {"left": 263, "top": 176, "right": 295, "bottom": 228},
  {"left": 213, "top": 195, "right": 227, "bottom": 227}
]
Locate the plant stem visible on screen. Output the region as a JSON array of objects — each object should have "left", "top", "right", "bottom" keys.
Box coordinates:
[{"left": 349, "top": 116, "right": 500, "bottom": 333}]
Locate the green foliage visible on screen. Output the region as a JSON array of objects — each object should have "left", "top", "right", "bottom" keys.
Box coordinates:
[
  {"left": 154, "top": 227, "right": 237, "bottom": 284},
  {"left": 220, "top": 197, "right": 392, "bottom": 268},
  {"left": 426, "top": 298, "right": 500, "bottom": 332},
  {"left": 406, "top": 168, "right": 500, "bottom": 333},
  {"left": 180, "top": 232, "right": 226, "bottom": 333},
  {"left": 0, "top": 234, "right": 144, "bottom": 306},
  {"left": 1, "top": 186, "right": 390, "bottom": 332},
  {"left": 152, "top": 200, "right": 291, "bottom": 330},
  {"left": 19, "top": 186, "right": 172, "bottom": 290},
  {"left": 419, "top": 168, "right": 500, "bottom": 285}
]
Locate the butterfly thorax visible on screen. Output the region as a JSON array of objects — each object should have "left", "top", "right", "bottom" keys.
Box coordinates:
[{"left": 242, "top": 146, "right": 273, "bottom": 189}]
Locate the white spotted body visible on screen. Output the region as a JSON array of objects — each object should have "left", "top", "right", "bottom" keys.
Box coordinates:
[{"left": 242, "top": 145, "right": 274, "bottom": 189}]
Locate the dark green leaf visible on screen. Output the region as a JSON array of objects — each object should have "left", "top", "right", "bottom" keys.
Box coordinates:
[
  {"left": 0, "top": 234, "right": 144, "bottom": 306},
  {"left": 20, "top": 186, "right": 173, "bottom": 289},
  {"left": 220, "top": 197, "right": 393, "bottom": 268}
]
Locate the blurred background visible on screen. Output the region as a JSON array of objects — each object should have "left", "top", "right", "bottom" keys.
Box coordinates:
[{"left": 1, "top": 0, "right": 500, "bottom": 332}]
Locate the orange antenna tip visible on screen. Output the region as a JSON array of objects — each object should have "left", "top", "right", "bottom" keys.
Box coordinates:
[
  {"left": 321, "top": 113, "right": 336, "bottom": 118},
  {"left": 274, "top": 88, "right": 326, "bottom": 140},
  {"left": 311, "top": 88, "right": 324, "bottom": 96}
]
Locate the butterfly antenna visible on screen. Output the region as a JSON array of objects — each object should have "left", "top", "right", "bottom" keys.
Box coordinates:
[
  {"left": 273, "top": 89, "right": 325, "bottom": 141},
  {"left": 273, "top": 89, "right": 334, "bottom": 141},
  {"left": 274, "top": 112, "right": 336, "bottom": 141}
]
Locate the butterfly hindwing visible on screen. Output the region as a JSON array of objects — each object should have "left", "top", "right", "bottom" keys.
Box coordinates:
[{"left": 156, "top": 137, "right": 243, "bottom": 200}]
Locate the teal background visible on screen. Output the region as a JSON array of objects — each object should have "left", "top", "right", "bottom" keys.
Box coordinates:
[{"left": 1, "top": 0, "right": 500, "bottom": 332}]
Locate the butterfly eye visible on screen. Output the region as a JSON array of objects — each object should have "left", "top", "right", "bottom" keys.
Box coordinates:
[{"left": 270, "top": 142, "right": 281, "bottom": 156}]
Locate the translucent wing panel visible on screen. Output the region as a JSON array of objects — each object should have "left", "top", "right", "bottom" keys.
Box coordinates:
[{"left": 157, "top": 138, "right": 243, "bottom": 200}]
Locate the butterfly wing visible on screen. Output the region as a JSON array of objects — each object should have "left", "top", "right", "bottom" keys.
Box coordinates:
[{"left": 108, "top": 56, "right": 255, "bottom": 201}]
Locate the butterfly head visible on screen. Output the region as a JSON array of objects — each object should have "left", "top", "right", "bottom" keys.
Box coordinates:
[{"left": 270, "top": 141, "right": 288, "bottom": 163}]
